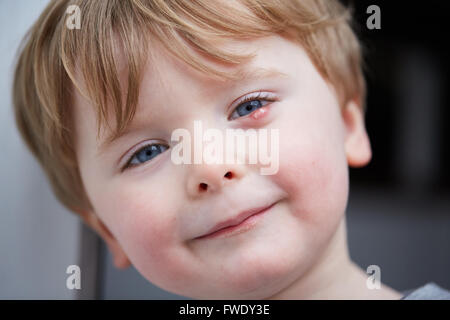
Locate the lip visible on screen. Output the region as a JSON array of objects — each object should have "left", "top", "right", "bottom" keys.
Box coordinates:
[{"left": 194, "top": 202, "right": 277, "bottom": 240}]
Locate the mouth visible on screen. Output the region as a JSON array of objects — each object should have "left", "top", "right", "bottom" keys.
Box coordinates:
[{"left": 194, "top": 201, "right": 277, "bottom": 240}]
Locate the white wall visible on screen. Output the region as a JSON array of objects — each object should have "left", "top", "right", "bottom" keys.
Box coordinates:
[{"left": 0, "top": 0, "right": 81, "bottom": 299}]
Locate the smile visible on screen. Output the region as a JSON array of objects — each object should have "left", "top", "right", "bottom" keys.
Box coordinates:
[{"left": 194, "top": 202, "right": 277, "bottom": 240}]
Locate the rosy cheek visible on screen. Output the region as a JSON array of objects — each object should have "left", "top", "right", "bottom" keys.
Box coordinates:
[
  {"left": 131, "top": 205, "right": 175, "bottom": 252},
  {"left": 103, "top": 185, "right": 176, "bottom": 254},
  {"left": 272, "top": 139, "right": 348, "bottom": 225},
  {"left": 120, "top": 200, "right": 198, "bottom": 293}
]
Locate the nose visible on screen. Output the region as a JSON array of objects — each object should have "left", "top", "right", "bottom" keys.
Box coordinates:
[{"left": 186, "top": 163, "right": 246, "bottom": 197}]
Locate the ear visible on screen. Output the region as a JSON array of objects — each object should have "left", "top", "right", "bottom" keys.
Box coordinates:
[
  {"left": 342, "top": 100, "right": 372, "bottom": 168},
  {"left": 77, "top": 209, "right": 131, "bottom": 269}
]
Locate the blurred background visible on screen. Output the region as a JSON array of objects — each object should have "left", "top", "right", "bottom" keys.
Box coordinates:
[{"left": 0, "top": 0, "right": 448, "bottom": 299}]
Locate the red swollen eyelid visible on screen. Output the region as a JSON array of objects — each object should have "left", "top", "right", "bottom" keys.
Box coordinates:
[{"left": 250, "top": 106, "right": 269, "bottom": 120}]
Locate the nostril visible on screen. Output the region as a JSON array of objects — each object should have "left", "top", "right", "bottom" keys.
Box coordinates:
[
  {"left": 199, "top": 183, "right": 208, "bottom": 191},
  {"left": 224, "top": 171, "right": 233, "bottom": 179}
]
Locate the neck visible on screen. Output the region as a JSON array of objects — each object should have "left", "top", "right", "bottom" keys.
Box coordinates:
[{"left": 266, "top": 216, "right": 403, "bottom": 300}]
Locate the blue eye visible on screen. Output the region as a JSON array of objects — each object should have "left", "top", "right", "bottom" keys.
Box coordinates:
[
  {"left": 229, "top": 92, "right": 276, "bottom": 120},
  {"left": 125, "top": 143, "right": 169, "bottom": 169},
  {"left": 235, "top": 100, "right": 262, "bottom": 116}
]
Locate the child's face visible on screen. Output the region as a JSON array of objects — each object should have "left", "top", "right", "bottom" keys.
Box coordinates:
[{"left": 73, "top": 35, "right": 371, "bottom": 299}]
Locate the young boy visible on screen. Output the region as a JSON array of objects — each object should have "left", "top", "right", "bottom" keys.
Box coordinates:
[{"left": 12, "top": 0, "right": 450, "bottom": 299}]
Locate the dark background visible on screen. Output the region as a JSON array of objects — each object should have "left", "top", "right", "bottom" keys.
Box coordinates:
[
  {"left": 343, "top": 0, "right": 450, "bottom": 189},
  {"left": 95, "top": 1, "right": 450, "bottom": 298}
]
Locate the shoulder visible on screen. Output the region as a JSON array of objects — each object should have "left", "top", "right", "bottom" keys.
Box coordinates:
[{"left": 401, "top": 282, "right": 450, "bottom": 300}]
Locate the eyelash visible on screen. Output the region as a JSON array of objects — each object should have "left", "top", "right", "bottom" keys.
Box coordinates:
[
  {"left": 227, "top": 91, "right": 277, "bottom": 120},
  {"left": 122, "top": 143, "right": 169, "bottom": 171},
  {"left": 122, "top": 91, "right": 277, "bottom": 171}
]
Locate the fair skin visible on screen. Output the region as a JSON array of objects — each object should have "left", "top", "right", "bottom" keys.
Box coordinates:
[{"left": 72, "top": 34, "right": 403, "bottom": 299}]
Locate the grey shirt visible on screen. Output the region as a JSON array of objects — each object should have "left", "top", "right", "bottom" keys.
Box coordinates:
[{"left": 401, "top": 282, "right": 450, "bottom": 300}]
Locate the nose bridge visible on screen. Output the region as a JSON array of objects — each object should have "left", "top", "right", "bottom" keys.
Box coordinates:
[{"left": 181, "top": 118, "right": 248, "bottom": 197}]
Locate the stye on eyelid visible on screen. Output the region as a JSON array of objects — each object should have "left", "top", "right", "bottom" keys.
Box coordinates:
[{"left": 250, "top": 106, "right": 269, "bottom": 120}]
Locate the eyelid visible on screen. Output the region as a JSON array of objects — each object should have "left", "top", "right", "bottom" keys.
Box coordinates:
[
  {"left": 227, "top": 91, "right": 277, "bottom": 120},
  {"left": 119, "top": 140, "right": 167, "bottom": 171}
]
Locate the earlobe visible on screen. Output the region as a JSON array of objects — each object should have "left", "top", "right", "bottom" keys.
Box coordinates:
[
  {"left": 76, "top": 209, "right": 131, "bottom": 270},
  {"left": 343, "top": 100, "right": 372, "bottom": 168}
]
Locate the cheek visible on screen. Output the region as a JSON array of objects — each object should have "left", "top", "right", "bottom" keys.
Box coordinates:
[
  {"left": 284, "top": 146, "right": 348, "bottom": 215},
  {"left": 95, "top": 181, "right": 178, "bottom": 261},
  {"left": 271, "top": 115, "right": 349, "bottom": 233},
  {"left": 98, "top": 179, "right": 200, "bottom": 292}
]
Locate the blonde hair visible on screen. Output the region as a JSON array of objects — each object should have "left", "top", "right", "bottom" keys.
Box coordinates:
[{"left": 13, "top": 0, "right": 365, "bottom": 213}]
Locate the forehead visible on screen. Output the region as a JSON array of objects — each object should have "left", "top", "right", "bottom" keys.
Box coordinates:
[{"left": 130, "top": 36, "right": 285, "bottom": 116}]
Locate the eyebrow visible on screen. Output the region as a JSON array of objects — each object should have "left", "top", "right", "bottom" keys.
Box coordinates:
[
  {"left": 230, "top": 66, "right": 289, "bottom": 82},
  {"left": 97, "top": 66, "right": 288, "bottom": 156}
]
